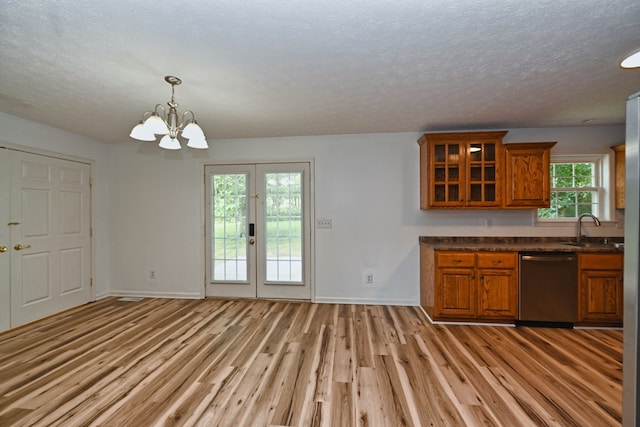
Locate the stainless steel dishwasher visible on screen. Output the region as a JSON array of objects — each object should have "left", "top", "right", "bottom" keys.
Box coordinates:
[{"left": 517, "top": 252, "right": 578, "bottom": 327}]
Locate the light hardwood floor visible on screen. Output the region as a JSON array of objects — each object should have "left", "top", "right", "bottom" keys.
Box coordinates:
[{"left": 0, "top": 298, "right": 622, "bottom": 426}]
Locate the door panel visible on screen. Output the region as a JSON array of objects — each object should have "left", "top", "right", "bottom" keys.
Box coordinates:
[
  {"left": 206, "top": 162, "right": 311, "bottom": 300},
  {"left": 0, "top": 149, "right": 10, "bottom": 331},
  {"left": 256, "top": 163, "right": 310, "bottom": 299},
  {"left": 206, "top": 164, "right": 255, "bottom": 298},
  {"left": 9, "top": 151, "right": 91, "bottom": 327}
]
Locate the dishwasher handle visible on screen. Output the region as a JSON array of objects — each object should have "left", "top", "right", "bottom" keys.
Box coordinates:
[{"left": 521, "top": 254, "right": 577, "bottom": 262}]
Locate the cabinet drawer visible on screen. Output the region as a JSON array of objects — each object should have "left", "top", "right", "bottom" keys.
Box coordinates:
[
  {"left": 580, "top": 253, "right": 623, "bottom": 270},
  {"left": 477, "top": 252, "right": 517, "bottom": 269},
  {"left": 437, "top": 252, "right": 475, "bottom": 267}
]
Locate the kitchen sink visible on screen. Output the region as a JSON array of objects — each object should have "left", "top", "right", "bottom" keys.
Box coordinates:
[{"left": 563, "top": 241, "right": 624, "bottom": 249}]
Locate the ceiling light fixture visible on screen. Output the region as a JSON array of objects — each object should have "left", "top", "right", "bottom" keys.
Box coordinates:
[
  {"left": 129, "top": 76, "right": 208, "bottom": 150},
  {"left": 621, "top": 50, "right": 640, "bottom": 69}
]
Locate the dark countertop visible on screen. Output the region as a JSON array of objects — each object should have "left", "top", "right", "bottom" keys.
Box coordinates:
[{"left": 419, "top": 236, "right": 624, "bottom": 253}]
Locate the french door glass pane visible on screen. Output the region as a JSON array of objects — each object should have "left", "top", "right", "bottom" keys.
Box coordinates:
[
  {"left": 211, "top": 174, "right": 247, "bottom": 281},
  {"left": 264, "top": 172, "right": 302, "bottom": 283}
]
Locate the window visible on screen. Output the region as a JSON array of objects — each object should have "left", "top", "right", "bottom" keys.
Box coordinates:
[{"left": 538, "top": 156, "right": 603, "bottom": 220}]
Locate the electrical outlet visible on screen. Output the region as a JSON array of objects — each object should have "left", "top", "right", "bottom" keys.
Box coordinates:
[
  {"left": 150, "top": 270, "right": 156, "bottom": 280},
  {"left": 316, "top": 218, "right": 332, "bottom": 229},
  {"left": 362, "top": 269, "right": 375, "bottom": 287}
]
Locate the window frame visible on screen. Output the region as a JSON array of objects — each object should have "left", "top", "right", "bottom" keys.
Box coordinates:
[{"left": 536, "top": 154, "right": 611, "bottom": 223}]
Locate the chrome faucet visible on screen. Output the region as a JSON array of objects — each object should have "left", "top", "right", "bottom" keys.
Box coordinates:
[{"left": 577, "top": 213, "right": 601, "bottom": 242}]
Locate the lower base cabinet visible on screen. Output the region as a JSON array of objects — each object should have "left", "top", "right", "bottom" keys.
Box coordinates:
[
  {"left": 577, "top": 253, "right": 623, "bottom": 326},
  {"left": 431, "top": 251, "right": 518, "bottom": 322},
  {"left": 421, "top": 247, "right": 623, "bottom": 326}
]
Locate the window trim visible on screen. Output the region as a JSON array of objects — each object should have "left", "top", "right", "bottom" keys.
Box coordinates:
[{"left": 536, "top": 153, "right": 611, "bottom": 223}]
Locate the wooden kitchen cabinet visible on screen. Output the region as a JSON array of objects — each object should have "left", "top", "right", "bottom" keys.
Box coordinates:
[
  {"left": 504, "top": 142, "right": 556, "bottom": 208},
  {"left": 612, "top": 144, "right": 625, "bottom": 209},
  {"left": 418, "top": 132, "right": 555, "bottom": 210},
  {"left": 577, "top": 253, "right": 623, "bottom": 326},
  {"left": 434, "top": 252, "right": 477, "bottom": 318},
  {"left": 477, "top": 252, "right": 518, "bottom": 319},
  {"left": 418, "top": 131, "right": 507, "bottom": 209},
  {"left": 432, "top": 250, "right": 518, "bottom": 321}
]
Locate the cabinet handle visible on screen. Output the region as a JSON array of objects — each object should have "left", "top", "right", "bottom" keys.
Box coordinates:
[
  {"left": 491, "top": 260, "right": 502, "bottom": 265},
  {"left": 452, "top": 259, "right": 462, "bottom": 264}
]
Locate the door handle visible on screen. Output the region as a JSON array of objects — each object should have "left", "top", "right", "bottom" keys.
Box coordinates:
[
  {"left": 249, "top": 238, "right": 255, "bottom": 245},
  {"left": 14, "top": 244, "right": 31, "bottom": 251},
  {"left": 0, "top": 246, "right": 7, "bottom": 253}
]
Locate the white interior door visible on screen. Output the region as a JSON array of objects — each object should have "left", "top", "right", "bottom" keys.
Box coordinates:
[
  {"left": 9, "top": 150, "right": 92, "bottom": 327},
  {"left": 0, "top": 149, "right": 11, "bottom": 331},
  {"left": 205, "top": 162, "right": 311, "bottom": 300}
]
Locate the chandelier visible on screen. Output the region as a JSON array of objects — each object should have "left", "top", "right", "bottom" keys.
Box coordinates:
[{"left": 129, "top": 76, "right": 208, "bottom": 150}]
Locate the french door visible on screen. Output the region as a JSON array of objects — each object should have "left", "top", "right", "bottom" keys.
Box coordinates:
[{"left": 205, "top": 162, "right": 311, "bottom": 300}]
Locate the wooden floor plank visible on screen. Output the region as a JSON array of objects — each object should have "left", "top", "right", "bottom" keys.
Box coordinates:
[{"left": 0, "top": 298, "right": 623, "bottom": 426}]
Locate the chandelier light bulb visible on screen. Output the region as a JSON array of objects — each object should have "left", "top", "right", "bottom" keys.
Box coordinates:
[
  {"left": 158, "top": 135, "right": 181, "bottom": 150},
  {"left": 129, "top": 122, "right": 156, "bottom": 141},
  {"left": 186, "top": 137, "right": 209, "bottom": 149},
  {"left": 144, "top": 114, "right": 170, "bottom": 135},
  {"left": 621, "top": 50, "right": 640, "bottom": 69},
  {"left": 182, "top": 121, "right": 205, "bottom": 139}
]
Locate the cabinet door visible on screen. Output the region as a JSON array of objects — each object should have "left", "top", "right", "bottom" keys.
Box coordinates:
[
  {"left": 435, "top": 267, "right": 477, "bottom": 318},
  {"left": 476, "top": 252, "right": 518, "bottom": 319},
  {"left": 612, "top": 144, "right": 625, "bottom": 209},
  {"left": 578, "top": 269, "right": 623, "bottom": 323},
  {"left": 418, "top": 131, "right": 507, "bottom": 209},
  {"left": 466, "top": 140, "right": 502, "bottom": 208},
  {"left": 504, "top": 142, "right": 555, "bottom": 208},
  {"left": 429, "top": 141, "right": 464, "bottom": 208},
  {"left": 477, "top": 268, "right": 518, "bottom": 319}
]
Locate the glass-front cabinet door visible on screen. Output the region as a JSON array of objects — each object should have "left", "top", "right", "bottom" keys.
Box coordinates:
[
  {"left": 419, "top": 131, "right": 507, "bottom": 209},
  {"left": 466, "top": 139, "right": 500, "bottom": 207},
  {"left": 432, "top": 141, "right": 463, "bottom": 206}
]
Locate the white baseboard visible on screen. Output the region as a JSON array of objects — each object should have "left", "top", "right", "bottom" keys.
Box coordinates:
[
  {"left": 418, "top": 305, "right": 515, "bottom": 327},
  {"left": 313, "top": 296, "right": 418, "bottom": 306},
  {"left": 107, "top": 290, "right": 203, "bottom": 300}
]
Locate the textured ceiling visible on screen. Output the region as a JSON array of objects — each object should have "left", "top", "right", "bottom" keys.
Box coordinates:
[{"left": 0, "top": 0, "right": 639, "bottom": 144}]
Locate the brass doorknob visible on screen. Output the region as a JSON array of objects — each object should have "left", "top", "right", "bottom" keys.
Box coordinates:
[
  {"left": 0, "top": 246, "right": 7, "bottom": 253},
  {"left": 14, "top": 244, "right": 31, "bottom": 251}
]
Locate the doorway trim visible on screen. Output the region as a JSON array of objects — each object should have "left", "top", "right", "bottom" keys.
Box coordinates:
[{"left": 202, "top": 158, "right": 315, "bottom": 302}]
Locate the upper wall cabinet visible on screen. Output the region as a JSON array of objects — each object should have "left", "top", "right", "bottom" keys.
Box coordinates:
[
  {"left": 417, "top": 131, "right": 507, "bottom": 209},
  {"left": 418, "top": 132, "right": 556, "bottom": 210},
  {"left": 504, "top": 142, "right": 556, "bottom": 208},
  {"left": 612, "top": 144, "right": 625, "bottom": 209}
]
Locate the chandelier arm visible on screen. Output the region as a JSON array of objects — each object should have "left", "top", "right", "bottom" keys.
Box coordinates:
[
  {"left": 180, "top": 110, "right": 196, "bottom": 127},
  {"left": 140, "top": 111, "right": 154, "bottom": 121},
  {"left": 153, "top": 104, "right": 167, "bottom": 120}
]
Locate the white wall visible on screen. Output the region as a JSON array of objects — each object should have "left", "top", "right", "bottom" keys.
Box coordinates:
[
  {"left": 0, "top": 112, "right": 112, "bottom": 298},
  {"left": 108, "top": 125, "right": 625, "bottom": 305},
  {"left": 0, "top": 112, "right": 625, "bottom": 305}
]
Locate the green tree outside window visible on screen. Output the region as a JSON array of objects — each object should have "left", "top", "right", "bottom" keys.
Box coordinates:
[{"left": 538, "top": 162, "right": 599, "bottom": 219}]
